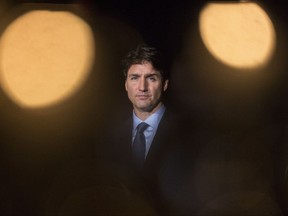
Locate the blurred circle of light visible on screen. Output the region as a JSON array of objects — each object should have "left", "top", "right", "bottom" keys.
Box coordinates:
[
  {"left": 199, "top": 2, "right": 276, "bottom": 69},
  {"left": 0, "top": 10, "right": 95, "bottom": 108}
]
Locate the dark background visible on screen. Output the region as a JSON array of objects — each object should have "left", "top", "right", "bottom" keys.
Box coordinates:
[{"left": 0, "top": 0, "right": 288, "bottom": 215}]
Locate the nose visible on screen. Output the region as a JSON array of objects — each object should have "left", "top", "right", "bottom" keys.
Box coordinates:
[{"left": 138, "top": 77, "right": 147, "bottom": 92}]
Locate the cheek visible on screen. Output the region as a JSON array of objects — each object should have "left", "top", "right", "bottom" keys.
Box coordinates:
[
  {"left": 151, "top": 87, "right": 162, "bottom": 98},
  {"left": 126, "top": 85, "right": 135, "bottom": 96}
]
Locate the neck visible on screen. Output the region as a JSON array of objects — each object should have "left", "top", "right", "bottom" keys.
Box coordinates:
[{"left": 134, "top": 103, "right": 163, "bottom": 121}]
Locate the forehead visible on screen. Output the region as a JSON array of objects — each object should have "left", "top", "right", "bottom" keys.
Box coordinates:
[{"left": 127, "top": 62, "right": 160, "bottom": 75}]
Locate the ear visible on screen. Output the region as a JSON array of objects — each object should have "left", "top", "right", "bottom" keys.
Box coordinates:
[
  {"left": 163, "top": 79, "right": 169, "bottom": 92},
  {"left": 125, "top": 80, "right": 128, "bottom": 91}
]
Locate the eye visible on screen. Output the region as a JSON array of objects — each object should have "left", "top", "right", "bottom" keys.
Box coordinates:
[
  {"left": 148, "top": 76, "right": 157, "bottom": 82},
  {"left": 130, "top": 76, "right": 138, "bottom": 80}
]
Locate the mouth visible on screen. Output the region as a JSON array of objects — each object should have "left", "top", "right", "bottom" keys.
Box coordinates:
[{"left": 136, "top": 94, "right": 150, "bottom": 100}]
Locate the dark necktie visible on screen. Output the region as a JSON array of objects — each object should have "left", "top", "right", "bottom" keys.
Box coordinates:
[{"left": 132, "top": 122, "right": 149, "bottom": 168}]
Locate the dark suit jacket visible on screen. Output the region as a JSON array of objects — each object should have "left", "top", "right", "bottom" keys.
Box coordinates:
[{"left": 102, "top": 109, "right": 195, "bottom": 215}]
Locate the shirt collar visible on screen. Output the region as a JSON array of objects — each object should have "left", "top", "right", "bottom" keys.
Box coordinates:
[{"left": 133, "top": 105, "right": 166, "bottom": 131}]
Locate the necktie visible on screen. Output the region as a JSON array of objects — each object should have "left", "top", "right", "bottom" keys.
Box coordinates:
[{"left": 132, "top": 122, "right": 149, "bottom": 168}]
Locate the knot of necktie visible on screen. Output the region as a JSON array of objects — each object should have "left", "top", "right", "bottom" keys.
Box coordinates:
[{"left": 137, "top": 122, "right": 149, "bottom": 133}]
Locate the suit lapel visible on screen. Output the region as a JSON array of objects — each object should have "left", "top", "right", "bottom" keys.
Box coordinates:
[{"left": 144, "top": 110, "right": 171, "bottom": 173}]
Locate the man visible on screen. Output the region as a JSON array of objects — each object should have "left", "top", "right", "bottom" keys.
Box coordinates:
[
  {"left": 123, "top": 44, "right": 169, "bottom": 168},
  {"left": 118, "top": 44, "right": 178, "bottom": 171},
  {"left": 105, "top": 44, "right": 193, "bottom": 215}
]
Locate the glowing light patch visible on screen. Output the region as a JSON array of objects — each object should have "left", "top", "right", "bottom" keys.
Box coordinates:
[
  {"left": 199, "top": 2, "right": 275, "bottom": 69},
  {"left": 0, "top": 10, "right": 95, "bottom": 108}
]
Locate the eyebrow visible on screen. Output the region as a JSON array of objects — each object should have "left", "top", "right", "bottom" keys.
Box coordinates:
[
  {"left": 128, "top": 72, "right": 160, "bottom": 77},
  {"left": 128, "top": 73, "right": 140, "bottom": 77},
  {"left": 146, "top": 73, "right": 160, "bottom": 77}
]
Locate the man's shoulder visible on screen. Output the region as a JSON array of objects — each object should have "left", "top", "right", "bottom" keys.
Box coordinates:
[
  {"left": 156, "top": 107, "right": 201, "bottom": 153},
  {"left": 158, "top": 108, "right": 185, "bottom": 132}
]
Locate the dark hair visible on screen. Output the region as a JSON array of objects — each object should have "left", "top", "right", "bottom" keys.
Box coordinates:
[{"left": 122, "top": 44, "right": 168, "bottom": 80}]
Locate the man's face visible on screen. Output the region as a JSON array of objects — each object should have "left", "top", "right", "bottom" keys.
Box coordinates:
[{"left": 125, "top": 62, "right": 168, "bottom": 114}]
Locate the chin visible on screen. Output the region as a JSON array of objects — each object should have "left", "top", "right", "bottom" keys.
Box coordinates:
[
  {"left": 139, "top": 105, "right": 156, "bottom": 113},
  {"left": 138, "top": 107, "right": 151, "bottom": 112}
]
